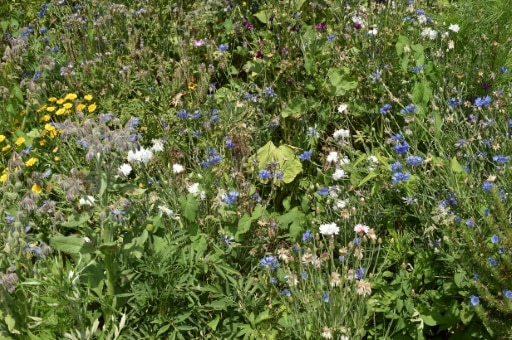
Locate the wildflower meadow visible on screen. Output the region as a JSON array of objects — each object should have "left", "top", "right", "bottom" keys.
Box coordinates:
[{"left": 1, "top": 0, "right": 512, "bottom": 338}]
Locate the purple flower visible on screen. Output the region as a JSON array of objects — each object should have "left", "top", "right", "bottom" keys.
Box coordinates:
[
  {"left": 315, "top": 22, "right": 326, "bottom": 31},
  {"left": 401, "top": 104, "right": 418, "bottom": 114}
]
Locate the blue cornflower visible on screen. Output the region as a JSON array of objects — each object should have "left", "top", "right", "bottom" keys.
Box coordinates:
[
  {"left": 466, "top": 219, "right": 474, "bottom": 228},
  {"left": 370, "top": 69, "right": 382, "bottom": 82},
  {"left": 393, "top": 142, "right": 410, "bottom": 155},
  {"left": 299, "top": 151, "right": 313, "bottom": 161},
  {"left": 217, "top": 44, "right": 229, "bottom": 52},
  {"left": 355, "top": 267, "right": 366, "bottom": 280},
  {"left": 5, "top": 214, "right": 15, "bottom": 223},
  {"left": 258, "top": 169, "right": 272, "bottom": 180},
  {"left": 302, "top": 230, "right": 313, "bottom": 243},
  {"left": 474, "top": 95, "right": 492, "bottom": 108},
  {"left": 220, "top": 235, "right": 235, "bottom": 245},
  {"left": 206, "top": 147, "right": 218, "bottom": 156},
  {"left": 301, "top": 271, "right": 308, "bottom": 280},
  {"left": 473, "top": 274, "right": 479, "bottom": 281},
  {"left": 223, "top": 190, "right": 239, "bottom": 206},
  {"left": 447, "top": 98, "right": 461, "bottom": 109},
  {"left": 416, "top": 9, "right": 425, "bottom": 16},
  {"left": 316, "top": 187, "right": 329, "bottom": 196},
  {"left": 406, "top": 155, "right": 423, "bottom": 166},
  {"left": 264, "top": 87, "right": 276, "bottom": 97},
  {"left": 483, "top": 181, "right": 495, "bottom": 193},
  {"left": 260, "top": 256, "right": 278, "bottom": 270},
  {"left": 275, "top": 170, "right": 284, "bottom": 181},
  {"left": 225, "top": 138, "right": 235, "bottom": 149},
  {"left": 327, "top": 34, "right": 336, "bottom": 41},
  {"left": 391, "top": 172, "right": 411, "bottom": 183},
  {"left": 401, "top": 104, "right": 418, "bottom": 114},
  {"left": 339, "top": 255, "right": 348, "bottom": 262},
  {"left": 489, "top": 257, "right": 498, "bottom": 267},
  {"left": 380, "top": 103, "right": 392, "bottom": 114},
  {"left": 353, "top": 237, "right": 362, "bottom": 246},
  {"left": 252, "top": 192, "right": 262, "bottom": 203},
  {"left": 389, "top": 133, "right": 404, "bottom": 143},
  {"left": 191, "top": 110, "right": 201, "bottom": 120},
  {"left": 500, "top": 66, "right": 510, "bottom": 74},
  {"left": 32, "top": 70, "right": 42, "bottom": 81},
  {"left": 491, "top": 234, "right": 499, "bottom": 244},
  {"left": 176, "top": 109, "right": 188, "bottom": 119},
  {"left": 243, "top": 93, "right": 257, "bottom": 101},
  {"left": 270, "top": 277, "right": 278, "bottom": 284},
  {"left": 280, "top": 289, "right": 291, "bottom": 297},
  {"left": 322, "top": 292, "right": 329, "bottom": 303},
  {"left": 412, "top": 65, "right": 423, "bottom": 73},
  {"left": 492, "top": 155, "right": 510, "bottom": 163},
  {"left": 390, "top": 161, "right": 403, "bottom": 172},
  {"left": 469, "top": 295, "right": 480, "bottom": 306},
  {"left": 21, "top": 146, "right": 32, "bottom": 156},
  {"left": 504, "top": 290, "right": 512, "bottom": 299},
  {"left": 499, "top": 247, "right": 510, "bottom": 254}
]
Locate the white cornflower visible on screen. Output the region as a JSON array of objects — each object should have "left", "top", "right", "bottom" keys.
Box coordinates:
[
  {"left": 337, "top": 103, "right": 348, "bottom": 113},
  {"left": 368, "top": 27, "right": 378, "bottom": 36},
  {"left": 321, "top": 326, "right": 333, "bottom": 339},
  {"left": 326, "top": 151, "right": 338, "bottom": 164},
  {"left": 78, "top": 195, "right": 95, "bottom": 206},
  {"left": 447, "top": 40, "right": 454, "bottom": 50},
  {"left": 332, "top": 199, "right": 347, "bottom": 210},
  {"left": 127, "top": 147, "right": 153, "bottom": 164},
  {"left": 173, "top": 163, "right": 185, "bottom": 173},
  {"left": 421, "top": 27, "right": 438, "bottom": 40},
  {"left": 354, "top": 223, "right": 370, "bottom": 234},
  {"left": 151, "top": 139, "right": 165, "bottom": 152},
  {"left": 332, "top": 168, "right": 348, "bottom": 180},
  {"left": 158, "top": 205, "right": 173, "bottom": 216},
  {"left": 319, "top": 223, "right": 339, "bottom": 236},
  {"left": 356, "top": 280, "right": 372, "bottom": 296},
  {"left": 368, "top": 155, "right": 378, "bottom": 164},
  {"left": 188, "top": 182, "right": 200, "bottom": 195},
  {"left": 339, "top": 157, "right": 351, "bottom": 166},
  {"left": 333, "top": 129, "right": 350, "bottom": 140},
  {"left": 118, "top": 163, "right": 132, "bottom": 176},
  {"left": 448, "top": 24, "right": 460, "bottom": 33}
]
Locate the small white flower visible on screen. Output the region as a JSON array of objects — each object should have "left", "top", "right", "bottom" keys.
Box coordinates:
[
  {"left": 447, "top": 40, "right": 454, "bottom": 50},
  {"left": 83, "top": 236, "right": 91, "bottom": 243},
  {"left": 172, "top": 163, "right": 185, "bottom": 174},
  {"left": 339, "top": 157, "right": 351, "bottom": 166},
  {"left": 127, "top": 147, "right": 153, "bottom": 164},
  {"left": 337, "top": 103, "right": 348, "bottom": 113},
  {"left": 332, "top": 199, "right": 348, "bottom": 210},
  {"left": 421, "top": 27, "right": 438, "bottom": 40},
  {"left": 448, "top": 24, "right": 460, "bottom": 33},
  {"left": 368, "top": 155, "right": 379, "bottom": 164},
  {"left": 333, "top": 129, "right": 350, "bottom": 140},
  {"left": 319, "top": 222, "right": 339, "bottom": 236},
  {"left": 151, "top": 139, "right": 165, "bottom": 152},
  {"left": 326, "top": 151, "right": 338, "bottom": 164},
  {"left": 118, "top": 163, "right": 132, "bottom": 176},
  {"left": 368, "top": 27, "right": 378, "bottom": 36},
  {"left": 158, "top": 205, "right": 173, "bottom": 216},
  {"left": 188, "top": 182, "right": 200, "bottom": 195},
  {"left": 79, "top": 195, "right": 95, "bottom": 206},
  {"left": 417, "top": 15, "right": 427, "bottom": 25},
  {"left": 332, "top": 168, "right": 348, "bottom": 180}
]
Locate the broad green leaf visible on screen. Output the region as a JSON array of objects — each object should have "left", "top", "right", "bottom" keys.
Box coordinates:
[
  {"left": 359, "top": 172, "right": 378, "bottom": 187},
  {"left": 50, "top": 235, "right": 94, "bottom": 255},
  {"left": 61, "top": 213, "right": 91, "bottom": 228},
  {"left": 5, "top": 314, "right": 20, "bottom": 334},
  {"left": 254, "top": 141, "right": 303, "bottom": 185},
  {"left": 98, "top": 241, "right": 118, "bottom": 254},
  {"left": 179, "top": 194, "right": 198, "bottom": 222},
  {"left": 12, "top": 86, "right": 23, "bottom": 103},
  {"left": 253, "top": 10, "right": 272, "bottom": 24},
  {"left": 236, "top": 214, "right": 252, "bottom": 239},
  {"left": 207, "top": 316, "right": 220, "bottom": 331},
  {"left": 325, "top": 68, "right": 358, "bottom": 96},
  {"left": 281, "top": 96, "right": 306, "bottom": 119},
  {"left": 450, "top": 157, "right": 464, "bottom": 173},
  {"left": 395, "top": 35, "right": 410, "bottom": 56}
]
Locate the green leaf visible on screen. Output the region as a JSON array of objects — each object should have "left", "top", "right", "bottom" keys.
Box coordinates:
[
  {"left": 236, "top": 214, "right": 252, "bottom": 239},
  {"left": 325, "top": 67, "right": 358, "bottom": 96},
  {"left": 254, "top": 142, "right": 303, "bottom": 185},
  {"left": 12, "top": 86, "right": 23, "bottom": 103},
  {"left": 61, "top": 213, "right": 91, "bottom": 228},
  {"left": 4, "top": 314, "right": 20, "bottom": 334},
  {"left": 207, "top": 316, "right": 220, "bottom": 331},
  {"left": 98, "top": 241, "right": 118, "bottom": 254},
  {"left": 359, "top": 172, "right": 379, "bottom": 187},
  {"left": 50, "top": 235, "right": 95, "bottom": 255},
  {"left": 450, "top": 157, "right": 464, "bottom": 173},
  {"left": 179, "top": 194, "right": 198, "bottom": 222},
  {"left": 99, "top": 172, "right": 107, "bottom": 198},
  {"left": 281, "top": 96, "right": 306, "bottom": 119},
  {"left": 254, "top": 10, "right": 272, "bottom": 24}
]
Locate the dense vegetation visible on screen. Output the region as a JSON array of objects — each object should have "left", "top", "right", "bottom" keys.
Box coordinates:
[{"left": 1, "top": 0, "right": 511, "bottom": 338}]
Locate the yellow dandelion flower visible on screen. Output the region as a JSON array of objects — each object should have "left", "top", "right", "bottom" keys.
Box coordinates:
[
  {"left": 46, "top": 106, "right": 56, "bottom": 112},
  {"left": 39, "top": 114, "right": 51, "bottom": 122},
  {"left": 25, "top": 157, "right": 37, "bottom": 167},
  {"left": 0, "top": 172, "right": 8, "bottom": 183},
  {"left": 63, "top": 102, "right": 73, "bottom": 109},
  {"left": 48, "top": 97, "right": 57, "bottom": 102},
  {"left": 15, "top": 137, "right": 25, "bottom": 146},
  {"left": 39, "top": 139, "right": 47, "bottom": 146},
  {"left": 65, "top": 93, "right": 78, "bottom": 101},
  {"left": 45, "top": 124, "right": 57, "bottom": 138},
  {"left": 76, "top": 103, "right": 86, "bottom": 111},
  {"left": 54, "top": 156, "right": 60, "bottom": 161},
  {"left": 52, "top": 146, "right": 59, "bottom": 153},
  {"left": 84, "top": 94, "right": 93, "bottom": 101},
  {"left": 188, "top": 83, "right": 197, "bottom": 90},
  {"left": 0, "top": 135, "right": 5, "bottom": 143},
  {"left": 56, "top": 108, "right": 66, "bottom": 115},
  {"left": 37, "top": 105, "right": 47, "bottom": 112},
  {"left": 88, "top": 103, "right": 97, "bottom": 113},
  {"left": 2, "top": 145, "right": 11, "bottom": 152},
  {"left": 20, "top": 110, "right": 26, "bottom": 116},
  {"left": 31, "top": 183, "right": 42, "bottom": 194},
  {"left": 56, "top": 98, "right": 65, "bottom": 105}
]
